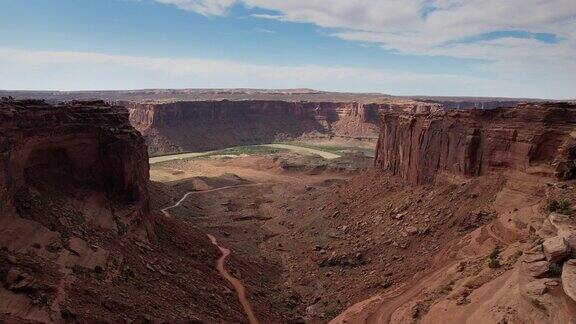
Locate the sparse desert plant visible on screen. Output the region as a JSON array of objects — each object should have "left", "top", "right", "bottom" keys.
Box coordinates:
[
  {"left": 488, "top": 258, "right": 501, "bottom": 268},
  {"left": 122, "top": 267, "right": 136, "bottom": 280},
  {"left": 456, "top": 297, "right": 471, "bottom": 306},
  {"left": 488, "top": 245, "right": 502, "bottom": 268},
  {"left": 546, "top": 199, "right": 572, "bottom": 215},
  {"left": 439, "top": 281, "right": 454, "bottom": 295},
  {"left": 489, "top": 245, "right": 501, "bottom": 260}
]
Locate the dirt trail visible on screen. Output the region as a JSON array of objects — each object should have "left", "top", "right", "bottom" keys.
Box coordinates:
[
  {"left": 161, "top": 186, "right": 261, "bottom": 324},
  {"left": 263, "top": 144, "right": 341, "bottom": 159},
  {"left": 207, "top": 234, "right": 260, "bottom": 324},
  {"left": 149, "top": 143, "right": 341, "bottom": 165},
  {"left": 160, "top": 183, "right": 263, "bottom": 216}
]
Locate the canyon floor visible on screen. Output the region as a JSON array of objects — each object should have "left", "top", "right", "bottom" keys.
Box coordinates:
[
  {"left": 3, "top": 99, "right": 575, "bottom": 324},
  {"left": 147, "top": 143, "right": 576, "bottom": 323}
]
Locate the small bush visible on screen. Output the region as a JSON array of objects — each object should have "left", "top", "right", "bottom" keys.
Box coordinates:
[
  {"left": 488, "top": 246, "right": 502, "bottom": 268},
  {"left": 94, "top": 266, "right": 103, "bottom": 274},
  {"left": 439, "top": 281, "right": 454, "bottom": 295},
  {"left": 456, "top": 297, "right": 471, "bottom": 306},
  {"left": 489, "top": 245, "right": 501, "bottom": 260},
  {"left": 546, "top": 199, "right": 572, "bottom": 215},
  {"left": 488, "top": 259, "right": 500, "bottom": 268}
]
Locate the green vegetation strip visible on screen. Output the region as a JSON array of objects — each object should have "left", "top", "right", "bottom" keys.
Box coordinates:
[{"left": 149, "top": 142, "right": 374, "bottom": 164}]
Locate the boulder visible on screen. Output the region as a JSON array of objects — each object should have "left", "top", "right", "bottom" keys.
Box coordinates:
[
  {"left": 406, "top": 226, "right": 419, "bottom": 235},
  {"left": 549, "top": 213, "right": 576, "bottom": 257},
  {"left": 561, "top": 259, "right": 576, "bottom": 302},
  {"left": 523, "top": 253, "right": 546, "bottom": 263},
  {"left": 523, "top": 280, "right": 548, "bottom": 296},
  {"left": 524, "top": 261, "right": 550, "bottom": 278},
  {"left": 542, "top": 236, "right": 570, "bottom": 262}
]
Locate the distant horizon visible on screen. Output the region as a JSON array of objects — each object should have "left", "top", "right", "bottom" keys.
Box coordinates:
[{"left": 1, "top": 88, "right": 572, "bottom": 101}]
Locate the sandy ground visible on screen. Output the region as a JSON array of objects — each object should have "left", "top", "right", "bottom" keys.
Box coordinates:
[{"left": 147, "top": 151, "right": 576, "bottom": 323}]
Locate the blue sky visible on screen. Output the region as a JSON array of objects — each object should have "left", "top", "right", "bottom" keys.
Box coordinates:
[{"left": 0, "top": 0, "right": 574, "bottom": 98}]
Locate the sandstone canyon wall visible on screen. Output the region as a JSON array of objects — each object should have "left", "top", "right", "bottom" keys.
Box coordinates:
[
  {"left": 0, "top": 99, "right": 153, "bottom": 238},
  {"left": 0, "top": 99, "right": 264, "bottom": 323},
  {"left": 124, "top": 100, "right": 442, "bottom": 155},
  {"left": 375, "top": 102, "right": 576, "bottom": 184}
]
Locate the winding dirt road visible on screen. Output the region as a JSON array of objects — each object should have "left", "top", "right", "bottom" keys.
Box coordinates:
[
  {"left": 207, "top": 234, "right": 260, "bottom": 324},
  {"left": 149, "top": 143, "right": 341, "bottom": 165},
  {"left": 161, "top": 186, "right": 260, "bottom": 324},
  {"left": 160, "top": 183, "right": 263, "bottom": 216}
]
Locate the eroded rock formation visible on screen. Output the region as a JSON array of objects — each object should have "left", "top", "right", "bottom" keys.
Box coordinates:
[
  {"left": 375, "top": 102, "right": 576, "bottom": 184},
  {"left": 0, "top": 99, "right": 153, "bottom": 239},
  {"left": 0, "top": 99, "right": 270, "bottom": 323},
  {"left": 124, "top": 100, "right": 442, "bottom": 155}
]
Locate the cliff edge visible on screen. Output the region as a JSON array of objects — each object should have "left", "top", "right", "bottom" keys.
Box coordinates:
[{"left": 375, "top": 102, "right": 576, "bottom": 184}]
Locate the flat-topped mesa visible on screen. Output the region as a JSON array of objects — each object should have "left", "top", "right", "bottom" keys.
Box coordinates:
[
  {"left": 123, "top": 99, "right": 442, "bottom": 155},
  {"left": 0, "top": 99, "right": 153, "bottom": 239},
  {"left": 375, "top": 102, "right": 576, "bottom": 184}
]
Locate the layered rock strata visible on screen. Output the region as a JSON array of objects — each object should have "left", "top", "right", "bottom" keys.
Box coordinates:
[
  {"left": 375, "top": 103, "right": 576, "bottom": 184},
  {"left": 124, "top": 100, "right": 442, "bottom": 155},
  {"left": 0, "top": 99, "right": 152, "bottom": 237}
]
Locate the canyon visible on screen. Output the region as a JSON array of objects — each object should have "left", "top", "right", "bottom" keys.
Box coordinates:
[
  {"left": 1, "top": 95, "right": 575, "bottom": 324},
  {"left": 125, "top": 100, "right": 443, "bottom": 155},
  {"left": 1, "top": 89, "right": 531, "bottom": 156}
]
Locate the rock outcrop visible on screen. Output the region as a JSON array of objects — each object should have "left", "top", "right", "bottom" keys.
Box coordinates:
[
  {"left": 124, "top": 100, "right": 442, "bottom": 155},
  {"left": 562, "top": 259, "right": 576, "bottom": 302},
  {"left": 542, "top": 236, "right": 570, "bottom": 263},
  {"left": 0, "top": 99, "right": 153, "bottom": 238},
  {"left": 374, "top": 103, "right": 576, "bottom": 184}
]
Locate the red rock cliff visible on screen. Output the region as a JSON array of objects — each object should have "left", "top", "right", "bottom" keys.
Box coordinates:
[
  {"left": 375, "top": 103, "right": 576, "bottom": 184},
  {"left": 124, "top": 100, "right": 441, "bottom": 155},
  {"left": 0, "top": 99, "right": 153, "bottom": 238}
]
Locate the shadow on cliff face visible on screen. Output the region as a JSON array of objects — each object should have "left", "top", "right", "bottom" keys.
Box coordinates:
[{"left": 127, "top": 100, "right": 386, "bottom": 155}]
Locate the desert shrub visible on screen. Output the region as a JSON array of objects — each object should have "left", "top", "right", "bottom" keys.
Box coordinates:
[
  {"left": 456, "top": 297, "right": 471, "bottom": 306},
  {"left": 488, "top": 258, "right": 501, "bottom": 268},
  {"left": 122, "top": 267, "right": 136, "bottom": 280},
  {"left": 488, "top": 245, "right": 501, "bottom": 268},
  {"left": 94, "top": 266, "right": 103, "bottom": 274},
  {"left": 507, "top": 250, "right": 523, "bottom": 264},
  {"left": 489, "top": 245, "right": 501, "bottom": 260},
  {"left": 439, "top": 281, "right": 454, "bottom": 295},
  {"left": 546, "top": 199, "right": 572, "bottom": 215}
]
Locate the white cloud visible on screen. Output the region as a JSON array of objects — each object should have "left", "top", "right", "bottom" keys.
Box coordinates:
[
  {"left": 2, "top": 47, "right": 553, "bottom": 97},
  {"left": 152, "top": 0, "right": 236, "bottom": 16},
  {"left": 152, "top": 0, "right": 576, "bottom": 91},
  {"left": 242, "top": 1, "right": 576, "bottom": 58}
]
